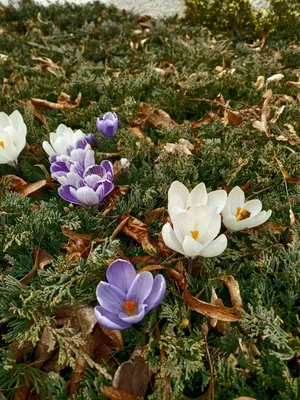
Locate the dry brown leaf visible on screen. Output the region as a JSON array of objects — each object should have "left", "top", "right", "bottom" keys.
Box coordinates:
[
  {"left": 33, "top": 325, "right": 56, "bottom": 368},
  {"left": 20, "top": 248, "right": 53, "bottom": 284},
  {"left": 102, "top": 185, "right": 130, "bottom": 215},
  {"left": 128, "top": 126, "right": 154, "bottom": 146},
  {"left": 233, "top": 398, "right": 256, "bottom": 400},
  {"left": 31, "top": 56, "right": 61, "bottom": 75},
  {"left": 183, "top": 290, "right": 242, "bottom": 322},
  {"left": 20, "top": 179, "right": 47, "bottom": 199},
  {"left": 145, "top": 207, "right": 166, "bottom": 224},
  {"left": 255, "top": 75, "right": 265, "bottom": 90},
  {"left": 61, "top": 227, "right": 94, "bottom": 260},
  {"left": 101, "top": 387, "right": 138, "bottom": 400},
  {"left": 129, "top": 255, "right": 162, "bottom": 265},
  {"left": 31, "top": 92, "right": 81, "bottom": 110},
  {"left": 112, "top": 348, "right": 152, "bottom": 397},
  {"left": 13, "top": 385, "right": 32, "bottom": 400},
  {"left": 252, "top": 89, "right": 272, "bottom": 136},
  {"left": 286, "top": 81, "right": 300, "bottom": 89},
  {"left": 275, "top": 158, "right": 300, "bottom": 183},
  {"left": 122, "top": 215, "right": 157, "bottom": 254},
  {"left": 223, "top": 109, "right": 243, "bottom": 126},
  {"left": 263, "top": 221, "right": 288, "bottom": 234},
  {"left": 219, "top": 275, "right": 243, "bottom": 309},
  {"left": 270, "top": 105, "right": 285, "bottom": 123},
  {"left": 277, "top": 124, "right": 300, "bottom": 146},
  {"left": 26, "top": 100, "right": 48, "bottom": 127},
  {"left": 98, "top": 324, "right": 124, "bottom": 350},
  {"left": 1, "top": 175, "right": 28, "bottom": 193},
  {"left": 134, "top": 102, "right": 180, "bottom": 129},
  {"left": 137, "top": 264, "right": 165, "bottom": 273}
]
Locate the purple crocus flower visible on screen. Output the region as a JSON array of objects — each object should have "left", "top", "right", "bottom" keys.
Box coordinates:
[
  {"left": 94, "top": 259, "right": 167, "bottom": 330},
  {"left": 84, "top": 133, "right": 99, "bottom": 148},
  {"left": 96, "top": 112, "right": 119, "bottom": 138}
]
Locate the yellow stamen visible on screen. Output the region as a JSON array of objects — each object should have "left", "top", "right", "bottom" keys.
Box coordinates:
[
  {"left": 0, "top": 141, "right": 5, "bottom": 148},
  {"left": 235, "top": 207, "right": 251, "bottom": 221},
  {"left": 124, "top": 301, "right": 136, "bottom": 315},
  {"left": 187, "top": 206, "right": 192, "bottom": 210},
  {"left": 190, "top": 230, "right": 199, "bottom": 240}
]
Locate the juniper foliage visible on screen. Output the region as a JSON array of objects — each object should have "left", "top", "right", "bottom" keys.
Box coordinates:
[{"left": 0, "top": 0, "right": 300, "bottom": 398}]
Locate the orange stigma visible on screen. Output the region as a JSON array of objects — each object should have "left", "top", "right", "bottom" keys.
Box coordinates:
[
  {"left": 190, "top": 230, "right": 199, "bottom": 240},
  {"left": 124, "top": 301, "right": 136, "bottom": 315},
  {"left": 235, "top": 207, "right": 251, "bottom": 221},
  {"left": 0, "top": 141, "right": 4, "bottom": 148}
]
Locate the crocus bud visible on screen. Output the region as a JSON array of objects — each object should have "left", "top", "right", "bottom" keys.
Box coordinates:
[
  {"left": 120, "top": 158, "right": 130, "bottom": 170},
  {"left": 84, "top": 133, "right": 99, "bottom": 147},
  {"left": 96, "top": 112, "right": 119, "bottom": 138}
]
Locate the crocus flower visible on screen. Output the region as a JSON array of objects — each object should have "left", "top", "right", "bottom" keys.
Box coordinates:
[
  {"left": 162, "top": 205, "right": 227, "bottom": 258},
  {"left": 222, "top": 186, "right": 272, "bottom": 231},
  {"left": 94, "top": 259, "right": 166, "bottom": 330},
  {"left": 0, "top": 110, "right": 27, "bottom": 166},
  {"left": 84, "top": 133, "right": 99, "bottom": 148},
  {"left": 96, "top": 112, "right": 119, "bottom": 138},
  {"left": 120, "top": 158, "right": 130, "bottom": 170},
  {"left": 168, "top": 181, "right": 227, "bottom": 222},
  {"left": 42, "top": 124, "right": 85, "bottom": 157}
]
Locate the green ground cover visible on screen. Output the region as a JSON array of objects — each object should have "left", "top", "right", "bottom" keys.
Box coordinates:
[{"left": 0, "top": 1, "right": 300, "bottom": 398}]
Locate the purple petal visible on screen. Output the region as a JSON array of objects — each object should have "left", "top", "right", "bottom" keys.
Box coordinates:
[
  {"left": 100, "top": 160, "right": 114, "bottom": 181},
  {"left": 144, "top": 274, "right": 166, "bottom": 313},
  {"left": 106, "top": 259, "right": 136, "bottom": 293},
  {"left": 58, "top": 185, "right": 82, "bottom": 205},
  {"left": 95, "top": 180, "right": 114, "bottom": 202},
  {"left": 50, "top": 161, "right": 69, "bottom": 174},
  {"left": 84, "top": 133, "right": 99, "bottom": 147},
  {"left": 94, "top": 306, "right": 131, "bottom": 330},
  {"left": 96, "top": 118, "right": 117, "bottom": 137},
  {"left": 49, "top": 154, "right": 58, "bottom": 163},
  {"left": 84, "top": 174, "right": 103, "bottom": 189},
  {"left": 75, "top": 178, "right": 85, "bottom": 188},
  {"left": 75, "top": 138, "right": 89, "bottom": 150},
  {"left": 84, "top": 165, "right": 102, "bottom": 177},
  {"left": 69, "top": 162, "right": 84, "bottom": 177},
  {"left": 126, "top": 272, "right": 153, "bottom": 304},
  {"left": 118, "top": 303, "right": 147, "bottom": 324},
  {"left": 84, "top": 148, "right": 96, "bottom": 169},
  {"left": 75, "top": 186, "right": 100, "bottom": 206},
  {"left": 69, "top": 148, "right": 87, "bottom": 166},
  {"left": 96, "top": 282, "right": 126, "bottom": 314}
]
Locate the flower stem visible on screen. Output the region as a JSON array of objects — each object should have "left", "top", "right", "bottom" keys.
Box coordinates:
[
  {"left": 14, "top": 161, "right": 21, "bottom": 176},
  {"left": 188, "top": 257, "right": 193, "bottom": 275}
]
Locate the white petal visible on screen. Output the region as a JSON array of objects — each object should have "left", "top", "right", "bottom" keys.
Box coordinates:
[
  {"left": 189, "top": 205, "right": 217, "bottom": 239},
  {"left": 0, "top": 112, "right": 11, "bottom": 129},
  {"left": 72, "top": 130, "right": 85, "bottom": 145},
  {"left": 182, "top": 236, "right": 204, "bottom": 258},
  {"left": 207, "top": 190, "right": 227, "bottom": 213},
  {"left": 187, "top": 182, "right": 207, "bottom": 208},
  {"left": 197, "top": 210, "right": 221, "bottom": 247},
  {"left": 53, "top": 137, "right": 68, "bottom": 155},
  {"left": 200, "top": 234, "right": 227, "bottom": 257},
  {"left": 243, "top": 199, "right": 262, "bottom": 217},
  {"left": 228, "top": 186, "right": 245, "bottom": 214},
  {"left": 162, "top": 223, "right": 184, "bottom": 255},
  {"left": 168, "top": 181, "right": 189, "bottom": 208},
  {"left": 223, "top": 214, "right": 249, "bottom": 231},
  {"left": 9, "top": 110, "right": 26, "bottom": 138},
  {"left": 42, "top": 141, "right": 56, "bottom": 157},
  {"left": 246, "top": 210, "right": 272, "bottom": 228},
  {"left": 173, "top": 211, "right": 196, "bottom": 243}
]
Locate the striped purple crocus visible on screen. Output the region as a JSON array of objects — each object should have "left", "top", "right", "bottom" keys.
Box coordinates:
[
  {"left": 94, "top": 259, "right": 166, "bottom": 330},
  {"left": 50, "top": 138, "right": 114, "bottom": 206}
]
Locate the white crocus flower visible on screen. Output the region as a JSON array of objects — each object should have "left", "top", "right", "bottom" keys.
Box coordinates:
[
  {"left": 120, "top": 158, "right": 130, "bottom": 170},
  {"left": 222, "top": 186, "right": 272, "bottom": 231},
  {"left": 0, "top": 110, "right": 27, "bottom": 166},
  {"left": 162, "top": 205, "right": 227, "bottom": 258},
  {"left": 168, "top": 181, "right": 227, "bottom": 222},
  {"left": 42, "top": 124, "right": 85, "bottom": 157}
]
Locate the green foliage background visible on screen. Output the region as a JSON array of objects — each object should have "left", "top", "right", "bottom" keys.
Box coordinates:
[{"left": 0, "top": 0, "right": 300, "bottom": 398}]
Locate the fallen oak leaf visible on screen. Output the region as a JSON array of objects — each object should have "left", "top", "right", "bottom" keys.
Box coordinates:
[
  {"left": 134, "top": 102, "right": 180, "bottom": 129},
  {"left": 183, "top": 290, "right": 242, "bottom": 322},
  {"left": 122, "top": 215, "right": 157, "bottom": 254},
  {"left": 101, "top": 386, "right": 138, "bottom": 400},
  {"left": 31, "top": 92, "right": 81, "bottom": 110},
  {"left": 223, "top": 109, "right": 243, "bottom": 126},
  {"left": 61, "top": 227, "right": 95, "bottom": 260}
]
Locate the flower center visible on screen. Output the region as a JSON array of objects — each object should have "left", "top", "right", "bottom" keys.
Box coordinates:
[
  {"left": 235, "top": 207, "right": 251, "bottom": 221},
  {"left": 190, "top": 230, "right": 199, "bottom": 240},
  {"left": 0, "top": 141, "right": 5, "bottom": 148},
  {"left": 123, "top": 301, "right": 136, "bottom": 316},
  {"left": 187, "top": 206, "right": 192, "bottom": 210}
]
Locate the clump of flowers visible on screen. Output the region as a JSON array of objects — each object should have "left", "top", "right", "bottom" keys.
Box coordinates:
[
  {"left": 0, "top": 110, "right": 27, "bottom": 167},
  {"left": 42, "top": 124, "right": 86, "bottom": 157},
  {"left": 96, "top": 112, "right": 119, "bottom": 138},
  {"left": 94, "top": 259, "right": 166, "bottom": 330},
  {"left": 50, "top": 138, "right": 114, "bottom": 206}
]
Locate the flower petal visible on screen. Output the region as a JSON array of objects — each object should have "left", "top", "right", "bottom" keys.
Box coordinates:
[
  {"left": 243, "top": 199, "right": 262, "bottom": 217},
  {"left": 200, "top": 234, "right": 227, "bottom": 257},
  {"left": 126, "top": 272, "right": 153, "bottom": 304},
  {"left": 144, "top": 274, "right": 166, "bottom": 312},
  {"left": 168, "top": 181, "right": 189, "bottom": 220},
  {"left": 228, "top": 186, "right": 245, "bottom": 214},
  {"left": 245, "top": 210, "right": 272, "bottom": 228},
  {"left": 94, "top": 306, "right": 130, "bottom": 330},
  {"left": 118, "top": 303, "right": 147, "bottom": 324},
  {"left": 76, "top": 186, "right": 100, "bottom": 206},
  {"left": 207, "top": 190, "right": 227, "bottom": 214},
  {"left": 187, "top": 182, "right": 207, "bottom": 208},
  {"left": 106, "top": 259, "right": 136, "bottom": 293},
  {"left": 58, "top": 185, "right": 82, "bottom": 205},
  {"left": 96, "top": 282, "right": 126, "bottom": 314},
  {"left": 182, "top": 235, "right": 205, "bottom": 258},
  {"left": 162, "top": 222, "right": 184, "bottom": 255}
]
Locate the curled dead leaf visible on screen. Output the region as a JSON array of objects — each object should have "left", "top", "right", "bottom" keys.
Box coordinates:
[
  {"left": 254, "top": 75, "right": 265, "bottom": 90},
  {"left": 219, "top": 275, "right": 243, "bottom": 309},
  {"left": 101, "top": 387, "right": 138, "bottom": 400},
  {"left": 98, "top": 324, "right": 124, "bottom": 350},
  {"left": 61, "top": 227, "right": 95, "bottom": 260},
  {"left": 134, "top": 102, "right": 180, "bottom": 129},
  {"left": 20, "top": 248, "right": 53, "bottom": 284},
  {"left": 31, "top": 92, "right": 81, "bottom": 110},
  {"left": 122, "top": 215, "right": 157, "bottom": 254},
  {"left": 275, "top": 158, "right": 300, "bottom": 183},
  {"left": 286, "top": 81, "right": 300, "bottom": 89},
  {"left": 223, "top": 109, "right": 243, "bottom": 126},
  {"left": 128, "top": 126, "right": 154, "bottom": 146},
  {"left": 183, "top": 290, "right": 242, "bottom": 322}
]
